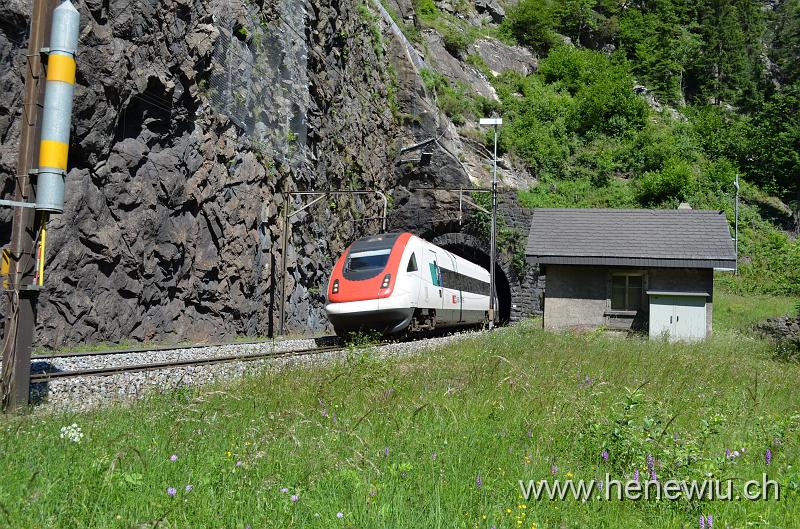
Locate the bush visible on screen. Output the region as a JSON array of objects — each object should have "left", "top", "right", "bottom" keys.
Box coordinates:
[
  {"left": 441, "top": 25, "right": 470, "bottom": 58},
  {"left": 637, "top": 158, "right": 696, "bottom": 205},
  {"left": 501, "top": 0, "right": 559, "bottom": 51}
]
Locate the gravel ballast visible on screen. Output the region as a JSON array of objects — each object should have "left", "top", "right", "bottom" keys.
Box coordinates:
[{"left": 12, "top": 331, "right": 485, "bottom": 413}]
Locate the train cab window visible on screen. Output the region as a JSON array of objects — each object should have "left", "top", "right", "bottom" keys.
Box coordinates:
[
  {"left": 344, "top": 249, "right": 391, "bottom": 280},
  {"left": 406, "top": 253, "right": 418, "bottom": 272}
]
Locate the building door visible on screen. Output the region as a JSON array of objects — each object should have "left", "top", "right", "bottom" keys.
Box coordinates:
[{"left": 649, "top": 294, "right": 707, "bottom": 341}]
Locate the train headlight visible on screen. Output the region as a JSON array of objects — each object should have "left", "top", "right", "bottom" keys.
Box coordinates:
[
  {"left": 381, "top": 274, "right": 391, "bottom": 289},
  {"left": 332, "top": 279, "right": 339, "bottom": 294}
]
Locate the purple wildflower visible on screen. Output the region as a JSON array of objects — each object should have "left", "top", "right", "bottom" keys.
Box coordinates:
[
  {"left": 601, "top": 449, "right": 609, "bottom": 462},
  {"left": 336, "top": 512, "right": 344, "bottom": 519},
  {"left": 476, "top": 475, "right": 483, "bottom": 488},
  {"left": 170, "top": 454, "right": 178, "bottom": 462},
  {"left": 650, "top": 469, "right": 657, "bottom": 482},
  {"left": 280, "top": 487, "right": 289, "bottom": 493},
  {"left": 766, "top": 448, "right": 772, "bottom": 465},
  {"left": 431, "top": 452, "right": 437, "bottom": 461},
  {"left": 633, "top": 469, "right": 639, "bottom": 483},
  {"left": 551, "top": 464, "right": 558, "bottom": 475},
  {"left": 707, "top": 514, "right": 713, "bottom": 527},
  {"left": 646, "top": 454, "right": 655, "bottom": 472},
  {"left": 185, "top": 484, "right": 193, "bottom": 492},
  {"left": 321, "top": 408, "right": 328, "bottom": 417},
  {"left": 236, "top": 460, "right": 243, "bottom": 467},
  {"left": 384, "top": 447, "right": 389, "bottom": 457},
  {"left": 167, "top": 487, "right": 177, "bottom": 497},
  {"left": 597, "top": 480, "right": 603, "bottom": 491},
  {"left": 291, "top": 494, "right": 299, "bottom": 503},
  {"left": 700, "top": 514, "right": 706, "bottom": 529},
  {"left": 726, "top": 448, "right": 731, "bottom": 459}
]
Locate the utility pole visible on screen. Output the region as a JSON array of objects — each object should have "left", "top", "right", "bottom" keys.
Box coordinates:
[
  {"left": 734, "top": 173, "right": 739, "bottom": 275},
  {"left": 1, "top": 0, "right": 69, "bottom": 412},
  {"left": 479, "top": 117, "right": 502, "bottom": 330}
]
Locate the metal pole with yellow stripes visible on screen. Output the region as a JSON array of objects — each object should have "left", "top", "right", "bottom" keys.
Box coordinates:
[
  {"left": 38, "top": 0, "right": 79, "bottom": 213},
  {"left": 1, "top": 0, "right": 79, "bottom": 412}
]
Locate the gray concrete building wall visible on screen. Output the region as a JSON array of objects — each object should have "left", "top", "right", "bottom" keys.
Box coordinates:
[
  {"left": 543, "top": 265, "right": 715, "bottom": 335},
  {"left": 543, "top": 265, "right": 608, "bottom": 330}
]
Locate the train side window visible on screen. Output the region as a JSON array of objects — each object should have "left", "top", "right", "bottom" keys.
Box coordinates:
[{"left": 407, "top": 253, "right": 418, "bottom": 272}]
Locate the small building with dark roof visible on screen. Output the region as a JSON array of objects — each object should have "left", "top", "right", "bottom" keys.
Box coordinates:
[{"left": 525, "top": 208, "right": 736, "bottom": 340}]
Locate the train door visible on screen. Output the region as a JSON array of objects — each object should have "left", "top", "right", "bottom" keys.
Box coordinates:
[
  {"left": 442, "top": 252, "right": 461, "bottom": 323},
  {"left": 425, "top": 248, "right": 443, "bottom": 310},
  {"left": 405, "top": 246, "right": 422, "bottom": 308}
]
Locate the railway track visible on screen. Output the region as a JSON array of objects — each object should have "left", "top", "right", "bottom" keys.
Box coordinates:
[
  {"left": 31, "top": 336, "right": 339, "bottom": 360},
  {"left": 29, "top": 343, "right": 345, "bottom": 383}
]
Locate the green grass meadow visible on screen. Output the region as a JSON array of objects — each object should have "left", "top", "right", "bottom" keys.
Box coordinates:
[{"left": 1, "top": 291, "right": 798, "bottom": 529}]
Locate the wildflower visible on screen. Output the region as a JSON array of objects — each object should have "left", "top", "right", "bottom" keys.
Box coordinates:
[
  {"left": 565, "top": 472, "right": 573, "bottom": 478},
  {"left": 336, "top": 512, "right": 344, "bottom": 519},
  {"left": 633, "top": 469, "right": 639, "bottom": 483},
  {"left": 321, "top": 408, "right": 328, "bottom": 417},
  {"left": 597, "top": 481, "right": 603, "bottom": 492},
  {"left": 280, "top": 487, "right": 289, "bottom": 493},
  {"left": 707, "top": 514, "right": 713, "bottom": 527},
  {"left": 700, "top": 514, "right": 706, "bottom": 529},
  {"left": 646, "top": 454, "right": 654, "bottom": 472},
  {"left": 733, "top": 450, "right": 740, "bottom": 458},
  {"left": 384, "top": 447, "right": 389, "bottom": 457},
  {"left": 236, "top": 460, "right": 243, "bottom": 467},
  {"left": 476, "top": 475, "right": 483, "bottom": 488},
  {"left": 432, "top": 452, "right": 437, "bottom": 461},
  {"left": 650, "top": 469, "right": 657, "bottom": 482},
  {"left": 550, "top": 465, "right": 558, "bottom": 475},
  {"left": 170, "top": 454, "right": 178, "bottom": 462},
  {"left": 185, "top": 484, "right": 192, "bottom": 492},
  {"left": 725, "top": 448, "right": 731, "bottom": 459},
  {"left": 59, "top": 423, "right": 84, "bottom": 443},
  {"left": 291, "top": 494, "right": 299, "bottom": 503},
  {"left": 765, "top": 448, "right": 772, "bottom": 465},
  {"left": 601, "top": 450, "right": 609, "bottom": 462},
  {"left": 167, "top": 487, "right": 177, "bottom": 497}
]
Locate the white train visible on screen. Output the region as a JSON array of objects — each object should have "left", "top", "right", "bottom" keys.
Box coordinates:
[{"left": 325, "top": 232, "right": 492, "bottom": 335}]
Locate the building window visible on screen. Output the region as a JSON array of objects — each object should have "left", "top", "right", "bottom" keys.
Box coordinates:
[{"left": 611, "top": 274, "right": 643, "bottom": 311}]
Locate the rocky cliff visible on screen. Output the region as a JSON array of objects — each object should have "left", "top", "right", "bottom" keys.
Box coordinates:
[{"left": 2, "top": 0, "right": 407, "bottom": 346}]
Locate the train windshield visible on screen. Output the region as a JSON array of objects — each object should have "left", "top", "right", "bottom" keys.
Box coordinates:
[
  {"left": 342, "top": 233, "right": 402, "bottom": 280},
  {"left": 347, "top": 250, "right": 390, "bottom": 274}
]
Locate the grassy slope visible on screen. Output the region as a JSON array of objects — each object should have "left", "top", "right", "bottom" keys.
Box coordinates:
[{"left": 1, "top": 293, "right": 798, "bottom": 529}]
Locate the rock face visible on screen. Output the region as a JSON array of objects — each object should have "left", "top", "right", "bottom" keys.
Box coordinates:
[
  {"left": 471, "top": 38, "right": 537, "bottom": 77},
  {"left": 1, "top": 0, "right": 399, "bottom": 346}
]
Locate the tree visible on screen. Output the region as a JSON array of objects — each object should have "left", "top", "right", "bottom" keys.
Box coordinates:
[
  {"left": 744, "top": 83, "right": 800, "bottom": 231},
  {"left": 772, "top": 0, "right": 800, "bottom": 86}
]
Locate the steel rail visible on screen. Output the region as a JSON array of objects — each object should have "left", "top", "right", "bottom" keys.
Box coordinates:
[
  {"left": 31, "top": 337, "right": 335, "bottom": 360},
  {"left": 29, "top": 344, "right": 345, "bottom": 383}
]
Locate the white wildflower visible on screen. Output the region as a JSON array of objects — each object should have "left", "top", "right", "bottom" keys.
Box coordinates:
[{"left": 59, "top": 423, "right": 84, "bottom": 443}]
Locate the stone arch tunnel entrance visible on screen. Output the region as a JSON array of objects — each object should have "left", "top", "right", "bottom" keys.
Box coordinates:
[{"left": 430, "top": 232, "right": 513, "bottom": 325}]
